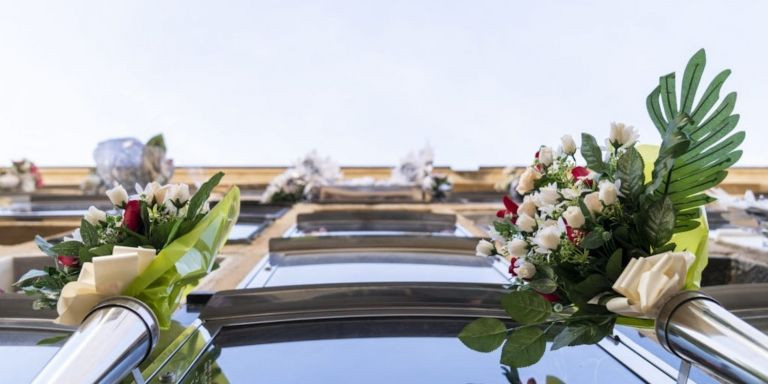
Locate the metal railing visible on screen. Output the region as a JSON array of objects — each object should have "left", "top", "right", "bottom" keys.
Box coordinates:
[
  {"left": 656, "top": 291, "right": 768, "bottom": 384},
  {"left": 32, "top": 297, "right": 158, "bottom": 384}
]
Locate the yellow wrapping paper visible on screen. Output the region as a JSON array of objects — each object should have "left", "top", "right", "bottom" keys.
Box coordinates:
[{"left": 122, "top": 187, "right": 241, "bottom": 329}]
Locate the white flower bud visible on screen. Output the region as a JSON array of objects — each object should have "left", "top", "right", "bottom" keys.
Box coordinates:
[
  {"left": 516, "top": 213, "right": 537, "bottom": 232},
  {"left": 105, "top": 185, "right": 129, "bottom": 208},
  {"left": 136, "top": 181, "right": 162, "bottom": 204},
  {"left": 154, "top": 184, "right": 172, "bottom": 205},
  {"left": 608, "top": 122, "right": 639, "bottom": 149},
  {"left": 506, "top": 238, "right": 529, "bottom": 258},
  {"left": 516, "top": 167, "right": 542, "bottom": 195},
  {"left": 518, "top": 195, "right": 537, "bottom": 217},
  {"left": 167, "top": 184, "right": 191, "bottom": 206},
  {"left": 475, "top": 239, "right": 495, "bottom": 257},
  {"left": 84, "top": 206, "right": 107, "bottom": 225},
  {"left": 561, "top": 135, "right": 577, "bottom": 155},
  {"left": 538, "top": 146, "right": 554, "bottom": 166},
  {"left": 599, "top": 180, "right": 618, "bottom": 205},
  {"left": 534, "top": 226, "right": 562, "bottom": 250},
  {"left": 514, "top": 261, "right": 537, "bottom": 279},
  {"left": 584, "top": 191, "right": 603, "bottom": 215},
  {"left": 562, "top": 206, "right": 585, "bottom": 228}
]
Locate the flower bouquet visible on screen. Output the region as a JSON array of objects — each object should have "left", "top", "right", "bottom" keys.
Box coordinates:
[
  {"left": 462, "top": 49, "right": 743, "bottom": 368},
  {"left": 92, "top": 134, "right": 174, "bottom": 192},
  {"left": 0, "top": 159, "right": 44, "bottom": 192},
  {"left": 261, "top": 150, "right": 342, "bottom": 203},
  {"left": 14, "top": 172, "right": 240, "bottom": 328},
  {"left": 391, "top": 145, "right": 453, "bottom": 201}
]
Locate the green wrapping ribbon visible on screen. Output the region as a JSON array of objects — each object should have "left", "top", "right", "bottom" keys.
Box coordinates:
[
  {"left": 123, "top": 187, "right": 241, "bottom": 329},
  {"left": 615, "top": 145, "right": 708, "bottom": 328}
]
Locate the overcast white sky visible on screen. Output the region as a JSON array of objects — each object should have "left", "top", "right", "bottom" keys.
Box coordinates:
[{"left": 0, "top": 1, "right": 765, "bottom": 168}]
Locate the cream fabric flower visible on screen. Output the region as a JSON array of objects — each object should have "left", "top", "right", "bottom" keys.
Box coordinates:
[
  {"left": 55, "top": 246, "right": 156, "bottom": 325},
  {"left": 606, "top": 251, "right": 695, "bottom": 318}
]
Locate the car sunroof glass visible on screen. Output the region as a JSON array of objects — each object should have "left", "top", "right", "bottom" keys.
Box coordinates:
[{"left": 186, "top": 318, "right": 645, "bottom": 384}]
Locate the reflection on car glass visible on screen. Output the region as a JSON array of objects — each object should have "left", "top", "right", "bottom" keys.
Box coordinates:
[{"left": 183, "top": 318, "right": 644, "bottom": 384}]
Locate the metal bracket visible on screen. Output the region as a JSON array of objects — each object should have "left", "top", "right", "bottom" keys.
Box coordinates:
[
  {"left": 131, "top": 367, "right": 146, "bottom": 384},
  {"left": 676, "top": 361, "right": 691, "bottom": 384}
]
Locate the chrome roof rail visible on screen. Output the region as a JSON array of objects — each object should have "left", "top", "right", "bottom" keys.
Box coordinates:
[{"left": 656, "top": 290, "right": 768, "bottom": 383}]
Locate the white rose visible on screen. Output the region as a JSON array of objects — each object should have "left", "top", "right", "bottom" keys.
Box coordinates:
[
  {"left": 608, "top": 122, "right": 639, "bottom": 149},
  {"left": 584, "top": 192, "right": 603, "bottom": 215},
  {"left": 514, "top": 261, "right": 537, "bottom": 279},
  {"left": 562, "top": 206, "right": 585, "bottom": 228},
  {"left": 506, "top": 238, "right": 529, "bottom": 258},
  {"left": 475, "top": 239, "right": 495, "bottom": 257},
  {"left": 533, "top": 183, "right": 560, "bottom": 207},
  {"left": 534, "top": 226, "right": 562, "bottom": 250},
  {"left": 538, "top": 146, "right": 553, "bottom": 167},
  {"left": 136, "top": 181, "right": 162, "bottom": 204},
  {"left": 599, "top": 180, "right": 618, "bottom": 205},
  {"left": 84, "top": 206, "right": 107, "bottom": 226},
  {"left": 516, "top": 167, "right": 542, "bottom": 195},
  {"left": 167, "top": 184, "right": 191, "bottom": 206},
  {"left": 561, "top": 135, "right": 577, "bottom": 155},
  {"left": 105, "top": 185, "right": 129, "bottom": 208},
  {"left": 516, "top": 214, "right": 537, "bottom": 232},
  {"left": 518, "top": 195, "right": 537, "bottom": 217},
  {"left": 154, "top": 184, "right": 172, "bottom": 205}
]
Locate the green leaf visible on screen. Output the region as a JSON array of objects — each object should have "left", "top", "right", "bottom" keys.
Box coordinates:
[
  {"left": 646, "top": 86, "right": 666, "bottom": 134},
  {"left": 606, "top": 249, "right": 623, "bottom": 281},
  {"left": 500, "top": 327, "right": 546, "bottom": 368},
  {"left": 643, "top": 197, "right": 676, "bottom": 247},
  {"left": 572, "top": 274, "right": 611, "bottom": 304},
  {"left": 36, "top": 334, "right": 69, "bottom": 346},
  {"left": 78, "top": 246, "right": 94, "bottom": 263},
  {"left": 51, "top": 241, "right": 85, "bottom": 256},
  {"left": 616, "top": 147, "right": 644, "bottom": 199},
  {"left": 580, "top": 133, "right": 606, "bottom": 173},
  {"left": 145, "top": 134, "right": 166, "bottom": 150},
  {"left": 186, "top": 172, "right": 225, "bottom": 220},
  {"left": 501, "top": 291, "right": 552, "bottom": 324},
  {"left": 13, "top": 269, "right": 49, "bottom": 287},
  {"left": 528, "top": 278, "right": 557, "bottom": 294},
  {"left": 644, "top": 50, "right": 742, "bottom": 235},
  {"left": 88, "top": 244, "right": 114, "bottom": 257},
  {"left": 79, "top": 219, "right": 99, "bottom": 247},
  {"left": 35, "top": 235, "right": 58, "bottom": 259},
  {"left": 551, "top": 325, "right": 590, "bottom": 350},
  {"left": 680, "top": 49, "right": 705, "bottom": 114},
  {"left": 581, "top": 229, "right": 607, "bottom": 249},
  {"left": 691, "top": 69, "right": 731, "bottom": 124},
  {"left": 546, "top": 376, "right": 566, "bottom": 384},
  {"left": 659, "top": 72, "right": 678, "bottom": 122},
  {"left": 458, "top": 318, "right": 507, "bottom": 352}
]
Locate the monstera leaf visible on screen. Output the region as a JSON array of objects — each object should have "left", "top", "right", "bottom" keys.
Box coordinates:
[{"left": 645, "top": 49, "right": 744, "bottom": 233}]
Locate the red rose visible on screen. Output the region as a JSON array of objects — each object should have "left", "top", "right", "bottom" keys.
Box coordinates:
[
  {"left": 508, "top": 257, "right": 518, "bottom": 276},
  {"left": 496, "top": 195, "right": 519, "bottom": 223},
  {"left": 571, "top": 166, "right": 593, "bottom": 187},
  {"left": 123, "top": 200, "right": 142, "bottom": 232},
  {"left": 538, "top": 292, "right": 560, "bottom": 303},
  {"left": 57, "top": 255, "right": 78, "bottom": 267}
]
